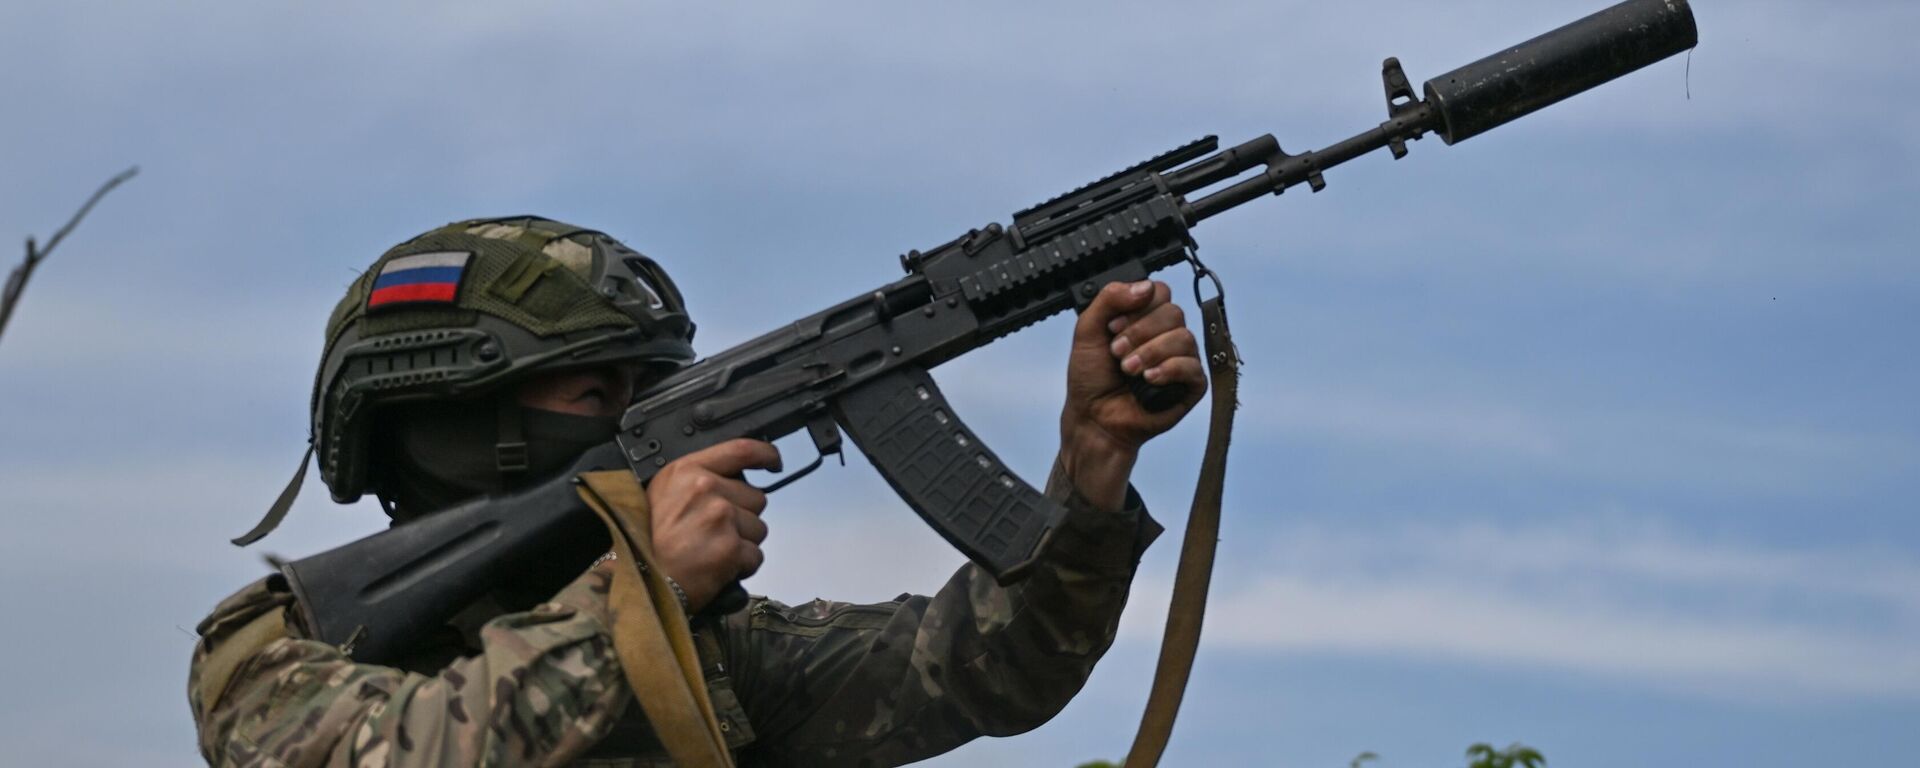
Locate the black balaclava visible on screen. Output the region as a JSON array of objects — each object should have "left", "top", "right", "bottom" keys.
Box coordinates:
[{"left": 373, "top": 395, "right": 618, "bottom": 521}]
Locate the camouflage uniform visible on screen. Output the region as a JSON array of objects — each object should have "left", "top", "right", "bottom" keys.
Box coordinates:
[{"left": 190, "top": 467, "right": 1159, "bottom": 767}]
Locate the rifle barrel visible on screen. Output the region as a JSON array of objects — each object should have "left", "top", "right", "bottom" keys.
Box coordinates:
[{"left": 1182, "top": 103, "right": 1440, "bottom": 224}]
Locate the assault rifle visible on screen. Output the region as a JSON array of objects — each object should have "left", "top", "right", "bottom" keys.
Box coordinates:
[{"left": 283, "top": 0, "right": 1697, "bottom": 664}]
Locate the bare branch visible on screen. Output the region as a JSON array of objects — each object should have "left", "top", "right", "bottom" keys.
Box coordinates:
[{"left": 0, "top": 166, "right": 139, "bottom": 346}]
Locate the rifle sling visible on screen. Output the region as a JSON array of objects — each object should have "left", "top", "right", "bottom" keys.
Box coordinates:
[
  {"left": 1124, "top": 292, "right": 1239, "bottom": 768},
  {"left": 575, "top": 471, "right": 736, "bottom": 768}
]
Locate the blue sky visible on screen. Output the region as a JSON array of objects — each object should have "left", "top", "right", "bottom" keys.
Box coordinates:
[{"left": 1, "top": 1, "right": 1916, "bottom": 765}]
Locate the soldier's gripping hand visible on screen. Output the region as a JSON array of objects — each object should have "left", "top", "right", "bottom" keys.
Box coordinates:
[
  {"left": 1059, "top": 279, "right": 1207, "bottom": 509},
  {"left": 646, "top": 438, "right": 781, "bottom": 611}
]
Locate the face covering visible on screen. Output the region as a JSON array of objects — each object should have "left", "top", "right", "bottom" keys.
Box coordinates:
[{"left": 375, "top": 396, "right": 619, "bottom": 520}]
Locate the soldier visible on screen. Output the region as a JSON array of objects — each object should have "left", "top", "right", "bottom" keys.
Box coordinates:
[{"left": 188, "top": 216, "right": 1206, "bottom": 766}]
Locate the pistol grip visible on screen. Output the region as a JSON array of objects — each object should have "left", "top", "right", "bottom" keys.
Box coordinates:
[
  {"left": 1070, "top": 260, "right": 1188, "bottom": 412},
  {"left": 702, "top": 582, "right": 750, "bottom": 617},
  {"left": 1128, "top": 377, "right": 1188, "bottom": 413}
]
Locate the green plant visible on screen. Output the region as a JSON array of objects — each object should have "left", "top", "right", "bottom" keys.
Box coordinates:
[
  {"left": 1341, "top": 742, "right": 1544, "bottom": 768},
  {"left": 1464, "top": 742, "right": 1545, "bottom": 768}
]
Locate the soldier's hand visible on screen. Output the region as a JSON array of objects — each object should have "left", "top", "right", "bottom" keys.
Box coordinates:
[
  {"left": 1058, "top": 279, "right": 1206, "bottom": 508},
  {"left": 646, "top": 438, "right": 780, "bottom": 611}
]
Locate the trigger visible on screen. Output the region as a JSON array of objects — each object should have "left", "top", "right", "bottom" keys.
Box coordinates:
[{"left": 809, "top": 413, "right": 845, "bottom": 466}]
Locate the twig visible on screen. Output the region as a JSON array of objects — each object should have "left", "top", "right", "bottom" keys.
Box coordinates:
[{"left": 0, "top": 166, "right": 139, "bottom": 347}]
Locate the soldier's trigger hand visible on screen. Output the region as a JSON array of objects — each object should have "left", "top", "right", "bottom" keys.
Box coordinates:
[
  {"left": 645, "top": 438, "right": 780, "bottom": 612},
  {"left": 1063, "top": 280, "right": 1208, "bottom": 455}
]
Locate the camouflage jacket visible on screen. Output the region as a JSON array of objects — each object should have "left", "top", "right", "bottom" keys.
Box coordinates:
[{"left": 189, "top": 470, "right": 1160, "bottom": 767}]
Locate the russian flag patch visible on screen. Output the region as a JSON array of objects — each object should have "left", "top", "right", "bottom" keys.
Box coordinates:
[{"left": 368, "top": 251, "right": 471, "bottom": 310}]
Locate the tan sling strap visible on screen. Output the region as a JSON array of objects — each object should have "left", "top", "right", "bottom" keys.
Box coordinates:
[
  {"left": 1124, "top": 286, "right": 1240, "bottom": 768},
  {"left": 194, "top": 607, "right": 289, "bottom": 721},
  {"left": 576, "top": 470, "right": 737, "bottom": 768}
]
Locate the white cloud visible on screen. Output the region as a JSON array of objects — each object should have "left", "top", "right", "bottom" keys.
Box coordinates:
[
  {"left": 1234, "top": 379, "right": 1919, "bottom": 494},
  {"left": 1251, "top": 385, "right": 1560, "bottom": 458},
  {"left": 694, "top": 483, "right": 1920, "bottom": 702},
  {"left": 0, "top": 455, "right": 382, "bottom": 575},
  {"left": 0, "top": 285, "right": 315, "bottom": 373},
  {"left": 1267, "top": 519, "right": 1920, "bottom": 614},
  {"left": 1115, "top": 518, "right": 1920, "bottom": 701},
  {"left": 1202, "top": 575, "right": 1919, "bottom": 699},
  {"left": 861, "top": 347, "right": 1919, "bottom": 499}
]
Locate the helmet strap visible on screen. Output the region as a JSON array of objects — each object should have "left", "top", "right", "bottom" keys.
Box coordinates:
[
  {"left": 368, "top": 396, "right": 619, "bottom": 522},
  {"left": 495, "top": 396, "right": 530, "bottom": 476},
  {"left": 230, "top": 445, "right": 315, "bottom": 547}
]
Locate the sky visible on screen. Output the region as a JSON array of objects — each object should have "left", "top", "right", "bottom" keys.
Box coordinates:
[{"left": 1, "top": 0, "right": 1916, "bottom": 765}]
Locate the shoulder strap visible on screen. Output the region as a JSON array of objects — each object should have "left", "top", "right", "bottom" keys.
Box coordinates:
[
  {"left": 194, "top": 608, "right": 289, "bottom": 721},
  {"left": 1124, "top": 290, "right": 1240, "bottom": 767},
  {"left": 576, "top": 470, "right": 737, "bottom": 768}
]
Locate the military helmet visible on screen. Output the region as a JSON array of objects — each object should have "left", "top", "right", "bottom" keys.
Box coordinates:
[{"left": 312, "top": 216, "right": 695, "bottom": 504}]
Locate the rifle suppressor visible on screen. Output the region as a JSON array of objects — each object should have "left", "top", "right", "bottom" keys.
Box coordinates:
[{"left": 1424, "top": 0, "right": 1698, "bottom": 144}]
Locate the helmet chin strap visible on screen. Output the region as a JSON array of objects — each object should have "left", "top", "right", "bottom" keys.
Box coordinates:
[
  {"left": 495, "top": 395, "right": 530, "bottom": 478},
  {"left": 230, "top": 445, "right": 314, "bottom": 546},
  {"left": 379, "top": 396, "right": 619, "bottom": 523}
]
